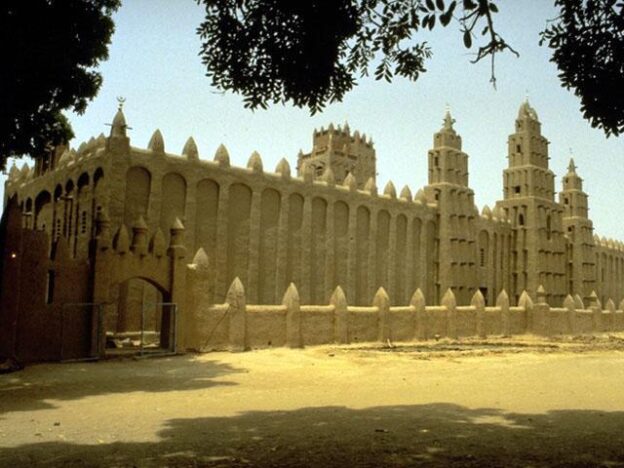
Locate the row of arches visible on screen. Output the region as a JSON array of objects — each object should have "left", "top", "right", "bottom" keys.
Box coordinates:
[
  {"left": 220, "top": 183, "right": 438, "bottom": 305},
  {"left": 22, "top": 168, "right": 105, "bottom": 257},
  {"left": 477, "top": 229, "right": 512, "bottom": 305},
  {"left": 597, "top": 250, "right": 624, "bottom": 305},
  {"left": 121, "top": 166, "right": 438, "bottom": 305}
]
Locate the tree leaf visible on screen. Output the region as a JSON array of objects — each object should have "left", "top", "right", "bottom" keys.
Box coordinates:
[
  {"left": 463, "top": 30, "right": 472, "bottom": 48},
  {"left": 429, "top": 14, "right": 436, "bottom": 29},
  {"left": 436, "top": 0, "right": 445, "bottom": 11}
]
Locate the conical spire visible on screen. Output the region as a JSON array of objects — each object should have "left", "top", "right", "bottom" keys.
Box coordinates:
[
  {"left": 442, "top": 108, "right": 455, "bottom": 132},
  {"left": 517, "top": 98, "right": 539, "bottom": 121},
  {"left": 214, "top": 144, "right": 230, "bottom": 166},
  {"left": 8, "top": 161, "right": 19, "bottom": 180},
  {"left": 275, "top": 158, "right": 291, "bottom": 179},
  {"left": 247, "top": 150, "right": 263, "bottom": 173},
  {"left": 182, "top": 137, "right": 199, "bottom": 160},
  {"left": 110, "top": 100, "right": 128, "bottom": 138},
  {"left": 567, "top": 157, "right": 577, "bottom": 174},
  {"left": 344, "top": 172, "right": 357, "bottom": 191},
  {"left": 148, "top": 129, "right": 165, "bottom": 153}
]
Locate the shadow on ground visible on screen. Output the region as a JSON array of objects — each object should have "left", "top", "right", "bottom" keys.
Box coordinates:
[
  {"left": 1, "top": 403, "right": 623, "bottom": 467},
  {"left": 0, "top": 354, "right": 241, "bottom": 414}
]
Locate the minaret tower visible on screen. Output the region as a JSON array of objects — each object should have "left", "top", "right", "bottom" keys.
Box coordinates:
[
  {"left": 496, "top": 100, "right": 567, "bottom": 305},
  {"left": 296, "top": 123, "right": 376, "bottom": 188},
  {"left": 559, "top": 157, "right": 596, "bottom": 299},
  {"left": 424, "top": 110, "right": 478, "bottom": 304}
]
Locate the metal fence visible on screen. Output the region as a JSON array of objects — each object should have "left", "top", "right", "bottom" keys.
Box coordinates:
[{"left": 59, "top": 301, "right": 177, "bottom": 360}]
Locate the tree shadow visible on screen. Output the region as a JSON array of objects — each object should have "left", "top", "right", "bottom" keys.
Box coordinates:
[
  {"left": 0, "top": 354, "right": 242, "bottom": 415},
  {"left": 1, "top": 403, "right": 624, "bottom": 467}
]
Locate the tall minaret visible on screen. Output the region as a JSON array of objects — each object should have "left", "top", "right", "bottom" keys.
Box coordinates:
[
  {"left": 424, "top": 110, "right": 478, "bottom": 304},
  {"left": 496, "top": 100, "right": 567, "bottom": 305},
  {"left": 559, "top": 157, "right": 596, "bottom": 299}
]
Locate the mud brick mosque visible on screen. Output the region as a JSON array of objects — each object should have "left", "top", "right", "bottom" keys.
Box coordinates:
[{"left": 2, "top": 100, "right": 624, "bottom": 362}]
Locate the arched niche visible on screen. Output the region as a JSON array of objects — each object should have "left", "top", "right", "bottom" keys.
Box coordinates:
[
  {"left": 124, "top": 166, "right": 151, "bottom": 227},
  {"left": 34, "top": 190, "right": 52, "bottom": 231},
  {"left": 160, "top": 172, "right": 187, "bottom": 236}
]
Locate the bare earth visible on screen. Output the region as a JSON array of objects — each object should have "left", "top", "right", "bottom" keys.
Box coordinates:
[{"left": 2, "top": 336, "right": 624, "bottom": 467}]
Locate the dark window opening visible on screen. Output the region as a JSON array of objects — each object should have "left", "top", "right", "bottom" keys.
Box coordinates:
[
  {"left": 479, "top": 287, "right": 488, "bottom": 305},
  {"left": 434, "top": 156, "right": 439, "bottom": 167},
  {"left": 546, "top": 215, "right": 552, "bottom": 240},
  {"left": 480, "top": 248, "right": 485, "bottom": 267},
  {"left": 514, "top": 186, "right": 521, "bottom": 194},
  {"left": 81, "top": 211, "right": 87, "bottom": 234},
  {"left": 46, "top": 270, "right": 55, "bottom": 304},
  {"left": 564, "top": 197, "right": 569, "bottom": 205},
  {"left": 516, "top": 144, "right": 521, "bottom": 153},
  {"left": 518, "top": 214, "right": 525, "bottom": 226}
]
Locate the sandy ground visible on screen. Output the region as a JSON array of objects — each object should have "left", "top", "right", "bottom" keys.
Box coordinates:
[{"left": 2, "top": 336, "right": 624, "bottom": 467}]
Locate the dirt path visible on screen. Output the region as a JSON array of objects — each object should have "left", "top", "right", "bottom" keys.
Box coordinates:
[{"left": 2, "top": 336, "right": 624, "bottom": 467}]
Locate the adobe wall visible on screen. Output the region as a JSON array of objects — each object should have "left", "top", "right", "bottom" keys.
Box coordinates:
[
  {"left": 4, "top": 140, "right": 108, "bottom": 261},
  {"left": 184, "top": 274, "right": 624, "bottom": 352},
  {"left": 0, "top": 200, "right": 91, "bottom": 362},
  {"left": 110, "top": 142, "right": 441, "bottom": 306},
  {"left": 594, "top": 238, "right": 624, "bottom": 306}
]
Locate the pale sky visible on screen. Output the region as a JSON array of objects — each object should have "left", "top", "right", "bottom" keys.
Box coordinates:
[{"left": 3, "top": 0, "right": 623, "bottom": 239}]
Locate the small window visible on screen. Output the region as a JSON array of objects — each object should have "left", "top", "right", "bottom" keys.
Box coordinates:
[
  {"left": 514, "top": 185, "right": 521, "bottom": 194},
  {"left": 434, "top": 156, "right": 439, "bottom": 167},
  {"left": 546, "top": 215, "right": 551, "bottom": 240},
  {"left": 516, "top": 144, "right": 521, "bottom": 153},
  {"left": 480, "top": 248, "right": 485, "bottom": 267},
  {"left": 81, "top": 211, "right": 87, "bottom": 234},
  {"left": 46, "top": 270, "right": 55, "bottom": 304},
  {"left": 564, "top": 197, "right": 569, "bottom": 205},
  {"left": 518, "top": 214, "right": 525, "bottom": 226}
]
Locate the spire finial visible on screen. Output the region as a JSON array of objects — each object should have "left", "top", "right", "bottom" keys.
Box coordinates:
[
  {"left": 567, "top": 156, "right": 577, "bottom": 173},
  {"left": 443, "top": 106, "right": 455, "bottom": 131},
  {"left": 109, "top": 98, "right": 130, "bottom": 138}
]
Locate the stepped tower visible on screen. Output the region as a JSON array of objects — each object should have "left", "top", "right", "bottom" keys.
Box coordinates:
[
  {"left": 496, "top": 100, "right": 567, "bottom": 304},
  {"left": 559, "top": 158, "right": 596, "bottom": 300},
  {"left": 296, "top": 122, "right": 376, "bottom": 188},
  {"left": 424, "top": 111, "right": 478, "bottom": 304}
]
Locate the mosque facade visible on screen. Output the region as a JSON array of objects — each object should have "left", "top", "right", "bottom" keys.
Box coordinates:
[{"left": 2, "top": 100, "right": 624, "bottom": 360}]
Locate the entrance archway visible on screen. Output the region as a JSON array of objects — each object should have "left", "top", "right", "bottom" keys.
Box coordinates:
[{"left": 105, "top": 277, "right": 176, "bottom": 356}]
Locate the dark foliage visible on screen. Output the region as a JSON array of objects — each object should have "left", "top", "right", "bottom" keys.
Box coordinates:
[
  {"left": 197, "top": 0, "right": 509, "bottom": 114},
  {"left": 0, "top": 0, "right": 120, "bottom": 169},
  {"left": 541, "top": 0, "right": 624, "bottom": 136}
]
